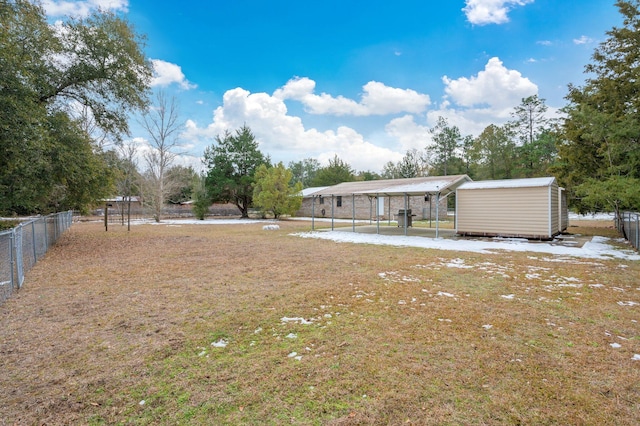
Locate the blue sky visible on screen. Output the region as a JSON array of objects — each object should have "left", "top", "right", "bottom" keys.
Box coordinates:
[{"left": 43, "top": 0, "right": 622, "bottom": 174}]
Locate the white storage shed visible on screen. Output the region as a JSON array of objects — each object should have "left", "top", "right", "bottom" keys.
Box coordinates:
[{"left": 456, "top": 177, "right": 565, "bottom": 240}]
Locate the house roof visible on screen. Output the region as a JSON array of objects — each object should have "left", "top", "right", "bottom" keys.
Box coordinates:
[
  {"left": 104, "top": 196, "right": 141, "bottom": 202},
  {"left": 457, "top": 177, "right": 556, "bottom": 191},
  {"left": 309, "top": 175, "right": 472, "bottom": 197},
  {"left": 300, "top": 186, "right": 330, "bottom": 197}
]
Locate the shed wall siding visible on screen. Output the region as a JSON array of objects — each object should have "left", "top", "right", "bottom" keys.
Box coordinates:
[
  {"left": 457, "top": 187, "right": 552, "bottom": 237},
  {"left": 549, "top": 184, "right": 559, "bottom": 237}
]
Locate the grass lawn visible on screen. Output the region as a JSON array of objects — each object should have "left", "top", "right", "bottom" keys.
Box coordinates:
[{"left": 0, "top": 219, "right": 638, "bottom": 425}]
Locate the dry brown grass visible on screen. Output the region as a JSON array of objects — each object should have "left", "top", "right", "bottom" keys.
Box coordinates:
[{"left": 0, "top": 219, "right": 639, "bottom": 425}]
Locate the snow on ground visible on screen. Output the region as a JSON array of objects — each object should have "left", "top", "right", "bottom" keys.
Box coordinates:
[
  {"left": 139, "top": 218, "right": 276, "bottom": 226},
  {"left": 569, "top": 212, "right": 617, "bottom": 221},
  {"left": 291, "top": 231, "right": 640, "bottom": 261},
  {"left": 132, "top": 216, "right": 638, "bottom": 260}
]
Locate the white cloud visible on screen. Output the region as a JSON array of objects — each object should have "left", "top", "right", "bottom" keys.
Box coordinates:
[
  {"left": 426, "top": 105, "right": 492, "bottom": 140},
  {"left": 385, "top": 115, "right": 431, "bottom": 152},
  {"left": 442, "top": 57, "right": 537, "bottom": 115},
  {"left": 274, "top": 77, "right": 430, "bottom": 116},
  {"left": 463, "top": 0, "right": 533, "bottom": 25},
  {"left": 150, "top": 59, "right": 197, "bottom": 90},
  {"left": 42, "top": 0, "right": 128, "bottom": 17},
  {"left": 181, "top": 86, "right": 402, "bottom": 171},
  {"left": 573, "top": 35, "right": 593, "bottom": 45},
  {"left": 180, "top": 60, "right": 541, "bottom": 173},
  {"left": 427, "top": 57, "right": 539, "bottom": 137}
]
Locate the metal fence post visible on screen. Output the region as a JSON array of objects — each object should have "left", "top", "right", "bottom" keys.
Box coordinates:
[
  {"left": 15, "top": 224, "right": 24, "bottom": 289},
  {"left": 44, "top": 217, "right": 48, "bottom": 251},
  {"left": 9, "top": 230, "right": 15, "bottom": 292},
  {"left": 636, "top": 213, "right": 640, "bottom": 250},
  {"left": 31, "top": 220, "right": 37, "bottom": 263}
]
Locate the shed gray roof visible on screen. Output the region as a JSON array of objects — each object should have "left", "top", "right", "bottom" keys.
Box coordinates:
[
  {"left": 309, "top": 175, "right": 471, "bottom": 197},
  {"left": 457, "top": 177, "right": 556, "bottom": 191}
]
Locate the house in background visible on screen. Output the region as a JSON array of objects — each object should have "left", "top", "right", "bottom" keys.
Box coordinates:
[{"left": 296, "top": 175, "right": 471, "bottom": 222}]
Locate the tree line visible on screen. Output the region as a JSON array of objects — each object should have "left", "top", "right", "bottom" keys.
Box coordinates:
[{"left": 1, "top": 0, "right": 639, "bottom": 219}]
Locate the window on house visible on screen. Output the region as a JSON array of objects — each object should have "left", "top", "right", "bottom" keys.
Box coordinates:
[
  {"left": 337, "top": 196, "right": 342, "bottom": 207},
  {"left": 319, "top": 196, "right": 324, "bottom": 205}
]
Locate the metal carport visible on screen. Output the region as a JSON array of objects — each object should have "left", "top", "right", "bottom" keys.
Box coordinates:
[{"left": 308, "top": 175, "right": 472, "bottom": 238}]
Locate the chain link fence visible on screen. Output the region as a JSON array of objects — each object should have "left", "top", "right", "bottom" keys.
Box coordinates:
[
  {"left": 0, "top": 211, "right": 73, "bottom": 305},
  {"left": 615, "top": 211, "right": 639, "bottom": 252}
]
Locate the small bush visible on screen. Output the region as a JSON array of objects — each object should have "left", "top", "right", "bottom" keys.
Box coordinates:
[{"left": 0, "top": 220, "right": 21, "bottom": 231}]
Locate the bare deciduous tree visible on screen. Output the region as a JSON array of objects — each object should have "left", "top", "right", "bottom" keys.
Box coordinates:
[
  {"left": 117, "top": 141, "right": 140, "bottom": 230},
  {"left": 140, "top": 91, "right": 182, "bottom": 222}
]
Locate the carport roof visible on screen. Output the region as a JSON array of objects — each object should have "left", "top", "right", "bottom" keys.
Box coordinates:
[{"left": 308, "top": 175, "right": 471, "bottom": 197}]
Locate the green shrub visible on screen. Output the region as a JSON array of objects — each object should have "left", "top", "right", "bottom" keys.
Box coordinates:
[{"left": 0, "top": 220, "right": 21, "bottom": 231}]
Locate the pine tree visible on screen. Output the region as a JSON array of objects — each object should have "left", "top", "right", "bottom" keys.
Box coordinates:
[{"left": 559, "top": 0, "right": 640, "bottom": 215}]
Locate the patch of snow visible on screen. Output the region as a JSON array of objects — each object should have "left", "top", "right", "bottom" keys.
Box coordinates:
[
  {"left": 291, "top": 231, "right": 640, "bottom": 260},
  {"left": 610, "top": 343, "right": 622, "bottom": 349},
  {"left": 632, "top": 354, "right": 640, "bottom": 361},
  {"left": 501, "top": 294, "right": 515, "bottom": 300},
  {"left": 482, "top": 324, "right": 493, "bottom": 330},
  {"left": 285, "top": 333, "right": 297, "bottom": 339},
  {"left": 437, "top": 291, "right": 455, "bottom": 298},
  {"left": 281, "top": 317, "right": 313, "bottom": 324},
  {"left": 445, "top": 258, "right": 473, "bottom": 268},
  {"left": 211, "top": 339, "right": 228, "bottom": 348},
  {"left": 142, "top": 218, "right": 276, "bottom": 225},
  {"left": 263, "top": 224, "right": 280, "bottom": 230},
  {"left": 617, "top": 301, "right": 639, "bottom": 307},
  {"left": 569, "top": 212, "right": 616, "bottom": 221},
  {"left": 553, "top": 283, "right": 582, "bottom": 289},
  {"left": 401, "top": 276, "right": 421, "bottom": 282}
]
